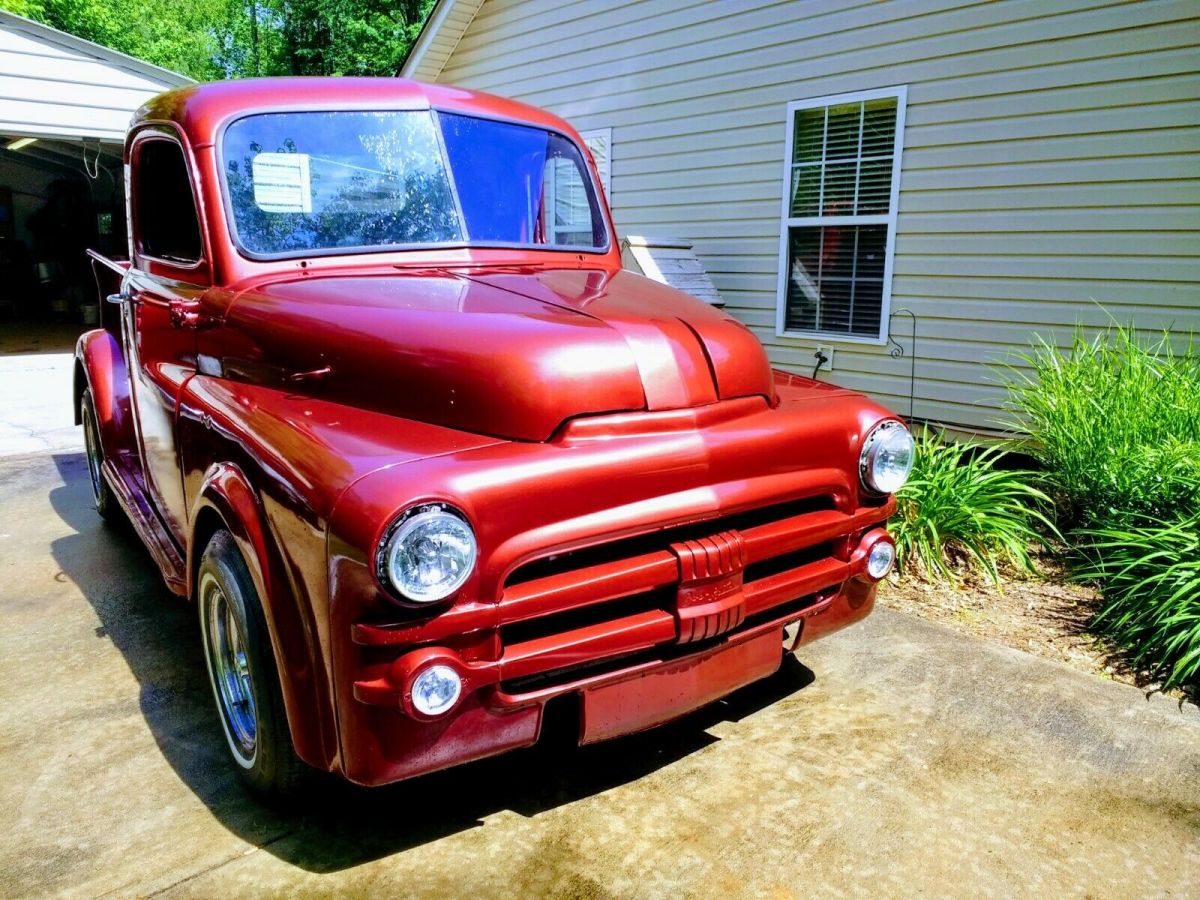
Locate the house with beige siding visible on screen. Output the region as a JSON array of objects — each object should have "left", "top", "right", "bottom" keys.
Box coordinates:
[{"left": 403, "top": 0, "right": 1200, "bottom": 433}]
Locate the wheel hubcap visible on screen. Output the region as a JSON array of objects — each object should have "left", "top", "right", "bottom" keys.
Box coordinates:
[{"left": 201, "top": 573, "right": 257, "bottom": 767}]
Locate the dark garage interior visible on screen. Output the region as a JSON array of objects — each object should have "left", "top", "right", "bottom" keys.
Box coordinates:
[{"left": 0, "top": 138, "right": 125, "bottom": 332}]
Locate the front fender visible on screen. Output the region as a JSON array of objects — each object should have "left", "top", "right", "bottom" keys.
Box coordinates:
[
  {"left": 176, "top": 373, "right": 510, "bottom": 778},
  {"left": 189, "top": 462, "right": 337, "bottom": 772},
  {"left": 74, "top": 329, "right": 133, "bottom": 457}
]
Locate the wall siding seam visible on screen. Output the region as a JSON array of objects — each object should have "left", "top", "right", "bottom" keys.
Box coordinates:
[{"left": 608, "top": 122, "right": 1200, "bottom": 167}]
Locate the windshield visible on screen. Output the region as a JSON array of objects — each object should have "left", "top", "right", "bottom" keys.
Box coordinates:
[{"left": 221, "top": 110, "right": 608, "bottom": 257}]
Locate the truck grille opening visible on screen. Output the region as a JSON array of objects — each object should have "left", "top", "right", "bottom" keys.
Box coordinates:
[
  {"left": 500, "top": 588, "right": 674, "bottom": 647},
  {"left": 350, "top": 493, "right": 894, "bottom": 706},
  {"left": 743, "top": 542, "right": 833, "bottom": 582},
  {"left": 505, "top": 496, "right": 836, "bottom": 587},
  {"left": 493, "top": 495, "right": 873, "bottom": 689},
  {"left": 499, "top": 588, "right": 830, "bottom": 696}
]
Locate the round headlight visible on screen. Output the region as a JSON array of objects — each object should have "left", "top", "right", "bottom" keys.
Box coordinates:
[
  {"left": 866, "top": 541, "right": 896, "bottom": 580},
  {"left": 380, "top": 505, "right": 477, "bottom": 603},
  {"left": 860, "top": 420, "right": 915, "bottom": 494},
  {"left": 410, "top": 664, "right": 462, "bottom": 716}
]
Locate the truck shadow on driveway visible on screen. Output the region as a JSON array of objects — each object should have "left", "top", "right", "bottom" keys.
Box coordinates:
[{"left": 47, "top": 451, "right": 816, "bottom": 873}]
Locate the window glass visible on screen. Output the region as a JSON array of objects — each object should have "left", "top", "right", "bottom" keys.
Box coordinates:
[
  {"left": 786, "top": 224, "right": 886, "bottom": 336},
  {"left": 220, "top": 110, "right": 608, "bottom": 257},
  {"left": 544, "top": 156, "right": 595, "bottom": 246},
  {"left": 439, "top": 113, "right": 606, "bottom": 248},
  {"left": 134, "top": 140, "right": 202, "bottom": 264},
  {"left": 781, "top": 93, "right": 903, "bottom": 339},
  {"left": 223, "top": 111, "right": 460, "bottom": 255}
]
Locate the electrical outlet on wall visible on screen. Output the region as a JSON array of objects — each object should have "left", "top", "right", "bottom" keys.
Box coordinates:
[{"left": 813, "top": 345, "right": 835, "bottom": 373}]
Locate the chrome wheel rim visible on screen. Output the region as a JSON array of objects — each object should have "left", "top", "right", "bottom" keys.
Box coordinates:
[
  {"left": 81, "top": 401, "right": 103, "bottom": 504},
  {"left": 200, "top": 572, "right": 257, "bottom": 768}
]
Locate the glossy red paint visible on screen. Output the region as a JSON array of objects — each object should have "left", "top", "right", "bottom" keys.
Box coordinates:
[{"left": 74, "top": 77, "right": 907, "bottom": 788}]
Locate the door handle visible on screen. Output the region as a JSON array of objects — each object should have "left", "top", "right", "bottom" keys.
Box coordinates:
[{"left": 168, "top": 299, "right": 217, "bottom": 330}]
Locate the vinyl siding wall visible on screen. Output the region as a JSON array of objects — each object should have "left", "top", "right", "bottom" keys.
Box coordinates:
[
  {"left": 435, "top": 0, "right": 1200, "bottom": 429},
  {"left": 410, "top": 0, "right": 487, "bottom": 84}
]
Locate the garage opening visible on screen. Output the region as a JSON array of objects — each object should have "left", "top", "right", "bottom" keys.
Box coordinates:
[{"left": 0, "top": 136, "right": 125, "bottom": 335}]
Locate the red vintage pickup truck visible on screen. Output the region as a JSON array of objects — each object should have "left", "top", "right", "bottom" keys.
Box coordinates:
[{"left": 76, "top": 78, "right": 914, "bottom": 796}]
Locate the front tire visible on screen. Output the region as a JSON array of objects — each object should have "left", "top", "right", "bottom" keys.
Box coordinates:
[
  {"left": 197, "top": 530, "right": 308, "bottom": 798},
  {"left": 80, "top": 388, "right": 118, "bottom": 523}
]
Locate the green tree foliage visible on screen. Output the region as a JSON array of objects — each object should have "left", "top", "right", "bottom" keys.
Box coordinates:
[
  {"left": 1, "top": 0, "right": 44, "bottom": 17},
  {"left": 0, "top": 0, "right": 436, "bottom": 80},
  {"left": 276, "top": 0, "right": 435, "bottom": 76},
  {"left": 3, "top": 0, "right": 235, "bottom": 79}
]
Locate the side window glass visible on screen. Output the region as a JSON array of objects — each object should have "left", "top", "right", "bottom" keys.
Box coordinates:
[
  {"left": 542, "top": 154, "right": 594, "bottom": 247},
  {"left": 133, "top": 139, "right": 202, "bottom": 264}
]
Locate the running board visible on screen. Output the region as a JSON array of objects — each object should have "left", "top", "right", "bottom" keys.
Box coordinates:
[{"left": 101, "top": 455, "right": 187, "bottom": 596}]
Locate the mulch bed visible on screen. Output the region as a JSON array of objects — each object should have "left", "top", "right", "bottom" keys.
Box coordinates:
[{"left": 876, "top": 552, "right": 1196, "bottom": 707}]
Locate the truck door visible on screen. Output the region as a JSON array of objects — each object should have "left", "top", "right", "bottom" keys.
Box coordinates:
[{"left": 121, "top": 130, "right": 209, "bottom": 544}]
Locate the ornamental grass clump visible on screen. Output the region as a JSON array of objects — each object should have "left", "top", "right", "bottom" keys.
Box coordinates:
[
  {"left": 1006, "top": 325, "right": 1200, "bottom": 528},
  {"left": 1007, "top": 323, "right": 1200, "bottom": 688},
  {"left": 1076, "top": 513, "right": 1200, "bottom": 688},
  {"left": 893, "top": 428, "right": 1055, "bottom": 584}
]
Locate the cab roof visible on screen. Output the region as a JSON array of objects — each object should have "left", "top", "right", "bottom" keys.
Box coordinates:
[{"left": 130, "top": 77, "right": 579, "bottom": 150}]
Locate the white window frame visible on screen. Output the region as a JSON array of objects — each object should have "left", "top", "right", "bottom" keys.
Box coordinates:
[{"left": 774, "top": 85, "right": 907, "bottom": 345}]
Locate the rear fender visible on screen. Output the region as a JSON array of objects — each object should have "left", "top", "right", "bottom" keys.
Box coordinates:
[
  {"left": 73, "top": 329, "right": 133, "bottom": 456},
  {"left": 189, "top": 462, "right": 336, "bottom": 771}
]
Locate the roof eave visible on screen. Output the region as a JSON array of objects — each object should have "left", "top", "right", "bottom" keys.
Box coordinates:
[
  {"left": 400, "top": 0, "right": 450, "bottom": 80},
  {"left": 400, "top": 0, "right": 483, "bottom": 83},
  {"left": 0, "top": 9, "right": 194, "bottom": 87}
]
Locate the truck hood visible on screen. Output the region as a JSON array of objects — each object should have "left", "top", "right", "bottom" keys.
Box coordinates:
[{"left": 219, "top": 267, "right": 775, "bottom": 442}]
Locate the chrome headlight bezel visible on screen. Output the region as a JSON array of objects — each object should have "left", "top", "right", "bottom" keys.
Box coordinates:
[
  {"left": 859, "top": 420, "right": 915, "bottom": 495},
  {"left": 375, "top": 503, "right": 477, "bottom": 604}
]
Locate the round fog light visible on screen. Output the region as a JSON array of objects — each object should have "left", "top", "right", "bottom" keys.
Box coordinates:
[
  {"left": 867, "top": 541, "right": 896, "bottom": 580},
  {"left": 410, "top": 665, "right": 462, "bottom": 717}
]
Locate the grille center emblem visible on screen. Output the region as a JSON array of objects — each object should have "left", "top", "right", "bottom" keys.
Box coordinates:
[{"left": 671, "top": 530, "right": 747, "bottom": 643}]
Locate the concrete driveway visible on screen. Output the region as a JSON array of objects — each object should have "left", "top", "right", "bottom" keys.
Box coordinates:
[
  {"left": 1, "top": 434, "right": 1199, "bottom": 896},
  {"left": 0, "top": 342, "right": 79, "bottom": 457}
]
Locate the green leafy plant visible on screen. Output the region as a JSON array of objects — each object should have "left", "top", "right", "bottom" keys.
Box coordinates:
[
  {"left": 893, "top": 428, "right": 1056, "bottom": 583},
  {"left": 1006, "top": 324, "right": 1200, "bottom": 528},
  {"left": 1006, "top": 321, "right": 1200, "bottom": 689},
  {"left": 1076, "top": 514, "right": 1200, "bottom": 689}
]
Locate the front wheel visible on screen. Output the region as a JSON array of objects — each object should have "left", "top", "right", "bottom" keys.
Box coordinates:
[
  {"left": 80, "top": 388, "right": 118, "bottom": 523},
  {"left": 197, "top": 529, "right": 309, "bottom": 797}
]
